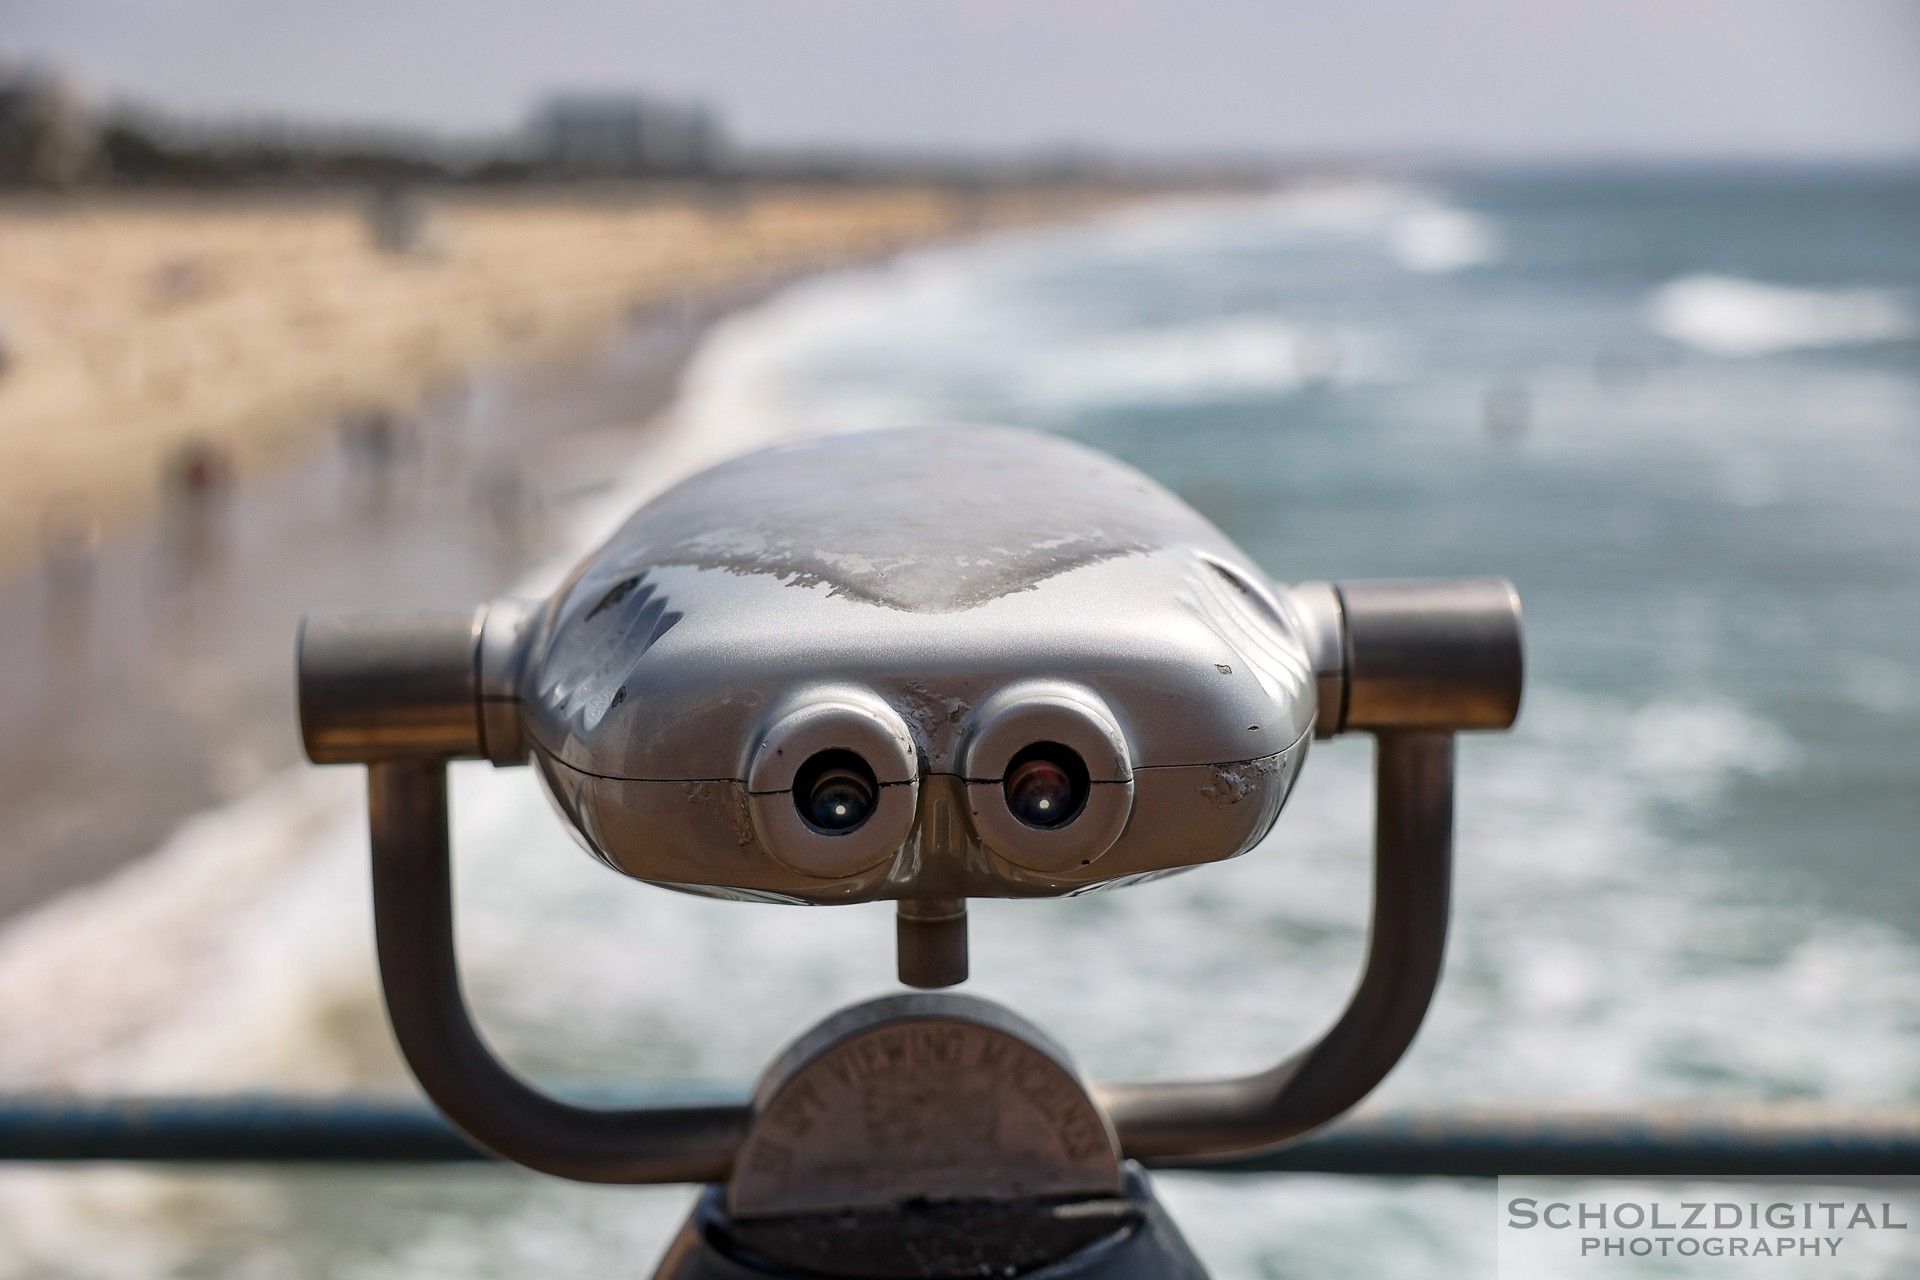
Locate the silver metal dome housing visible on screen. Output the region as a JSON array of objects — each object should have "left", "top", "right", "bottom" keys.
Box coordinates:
[{"left": 519, "top": 426, "right": 1318, "bottom": 903}]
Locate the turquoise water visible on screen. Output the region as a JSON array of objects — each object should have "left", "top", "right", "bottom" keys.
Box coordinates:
[{"left": 1, "top": 173, "right": 1917, "bottom": 1278}]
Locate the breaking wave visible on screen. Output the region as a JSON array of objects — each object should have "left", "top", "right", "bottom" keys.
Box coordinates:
[
  {"left": 1647, "top": 275, "right": 1914, "bottom": 357},
  {"left": 1079, "top": 180, "right": 1501, "bottom": 274},
  {"left": 1387, "top": 205, "right": 1500, "bottom": 273},
  {"left": 1025, "top": 319, "right": 1396, "bottom": 408}
]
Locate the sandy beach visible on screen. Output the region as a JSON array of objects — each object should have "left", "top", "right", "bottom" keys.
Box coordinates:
[{"left": 0, "top": 183, "right": 1122, "bottom": 577}]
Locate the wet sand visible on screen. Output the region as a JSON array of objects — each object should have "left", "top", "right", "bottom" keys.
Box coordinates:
[
  {"left": 0, "top": 290, "right": 731, "bottom": 923},
  {"left": 0, "top": 184, "right": 1140, "bottom": 921}
]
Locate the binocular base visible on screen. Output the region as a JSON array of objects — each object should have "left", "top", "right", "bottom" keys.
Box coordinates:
[
  {"left": 652, "top": 1166, "right": 1209, "bottom": 1280},
  {"left": 651, "top": 993, "right": 1210, "bottom": 1277}
]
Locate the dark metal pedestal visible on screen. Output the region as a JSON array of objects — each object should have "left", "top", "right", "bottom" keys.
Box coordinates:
[{"left": 653, "top": 1166, "right": 1209, "bottom": 1280}]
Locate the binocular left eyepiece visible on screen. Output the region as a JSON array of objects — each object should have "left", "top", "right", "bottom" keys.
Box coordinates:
[
  {"left": 740, "top": 687, "right": 921, "bottom": 880},
  {"left": 793, "top": 752, "right": 878, "bottom": 833}
]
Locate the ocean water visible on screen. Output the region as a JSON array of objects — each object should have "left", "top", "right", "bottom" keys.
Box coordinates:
[{"left": 2, "top": 171, "right": 1918, "bottom": 1278}]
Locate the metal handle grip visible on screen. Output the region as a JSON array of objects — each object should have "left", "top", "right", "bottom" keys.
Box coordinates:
[
  {"left": 300, "top": 611, "right": 485, "bottom": 763},
  {"left": 370, "top": 759, "right": 747, "bottom": 1183},
  {"left": 1097, "top": 730, "right": 1454, "bottom": 1162},
  {"left": 1293, "top": 578, "right": 1524, "bottom": 737},
  {"left": 1338, "top": 579, "right": 1523, "bottom": 733},
  {"left": 299, "top": 602, "right": 534, "bottom": 767}
]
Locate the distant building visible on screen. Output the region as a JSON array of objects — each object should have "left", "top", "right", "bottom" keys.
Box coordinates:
[
  {"left": 0, "top": 63, "right": 97, "bottom": 186},
  {"left": 528, "top": 94, "right": 724, "bottom": 176}
]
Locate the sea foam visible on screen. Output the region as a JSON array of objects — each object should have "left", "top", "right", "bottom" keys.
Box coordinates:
[{"left": 1648, "top": 275, "right": 1915, "bottom": 357}]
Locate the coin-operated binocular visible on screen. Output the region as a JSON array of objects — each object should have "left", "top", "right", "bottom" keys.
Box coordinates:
[{"left": 300, "top": 426, "right": 1521, "bottom": 1278}]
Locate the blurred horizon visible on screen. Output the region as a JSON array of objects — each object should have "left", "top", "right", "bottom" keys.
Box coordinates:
[{"left": 7, "top": 0, "right": 1920, "bottom": 166}]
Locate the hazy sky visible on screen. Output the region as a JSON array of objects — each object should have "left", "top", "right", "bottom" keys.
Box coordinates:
[{"left": 8, "top": 0, "right": 1920, "bottom": 161}]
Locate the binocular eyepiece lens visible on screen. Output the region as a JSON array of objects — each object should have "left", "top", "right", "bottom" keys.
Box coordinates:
[
  {"left": 1004, "top": 744, "right": 1089, "bottom": 829},
  {"left": 794, "top": 751, "right": 879, "bottom": 834}
]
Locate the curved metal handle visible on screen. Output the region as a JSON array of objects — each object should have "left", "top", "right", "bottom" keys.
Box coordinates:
[
  {"left": 369, "top": 760, "right": 748, "bottom": 1183},
  {"left": 1097, "top": 729, "right": 1454, "bottom": 1162}
]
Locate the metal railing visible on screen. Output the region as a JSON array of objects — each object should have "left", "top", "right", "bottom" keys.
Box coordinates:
[{"left": 3, "top": 1096, "right": 1916, "bottom": 1177}]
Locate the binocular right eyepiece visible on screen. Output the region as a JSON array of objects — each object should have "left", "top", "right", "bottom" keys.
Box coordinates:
[{"left": 297, "top": 425, "right": 1522, "bottom": 1278}]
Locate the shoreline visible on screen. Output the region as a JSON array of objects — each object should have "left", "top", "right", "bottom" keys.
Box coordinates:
[{"left": 0, "top": 273, "right": 732, "bottom": 924}]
